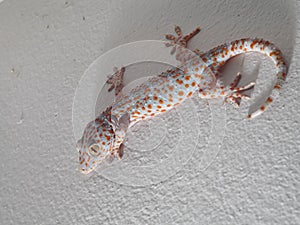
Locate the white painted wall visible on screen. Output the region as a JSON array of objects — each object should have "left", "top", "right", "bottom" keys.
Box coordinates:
[{"left": 0, "top": 0, "right": 299, "bottom": 224}]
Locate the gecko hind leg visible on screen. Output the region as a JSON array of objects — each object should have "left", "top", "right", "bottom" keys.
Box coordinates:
[
  {"left": 226, "top": 73, "right": 254, "bottom": 107},
  {"left": 106, "top": 66, "right": 125, "bottom": 96},
  {"left": 199, "top": 75, "right": 255, "bottom": 108},
  {"left": 225, "top": 83, "right": 255, "bottom": 107}
]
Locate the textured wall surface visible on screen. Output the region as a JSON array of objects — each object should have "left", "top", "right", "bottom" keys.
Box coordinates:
[{"left": 0, "top": 0, "right": 299, "bottom": 224}]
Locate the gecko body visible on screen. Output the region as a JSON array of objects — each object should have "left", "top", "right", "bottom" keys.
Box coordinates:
[{"left": 77, "top": 26, "right": 287, "bottom": 174}]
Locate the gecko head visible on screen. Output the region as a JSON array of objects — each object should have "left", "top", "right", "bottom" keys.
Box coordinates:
[{"left": 77, "top": 112, "right": 116, "bottom": 174}]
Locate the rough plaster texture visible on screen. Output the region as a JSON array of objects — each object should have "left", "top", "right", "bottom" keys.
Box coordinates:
[{"left": 0, "top": 0, "right": 299, "bottom": 224}]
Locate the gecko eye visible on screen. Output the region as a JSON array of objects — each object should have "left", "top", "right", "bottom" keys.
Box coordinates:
[{"left": 88, "top": 144, "right": 101, "bottom": 156}]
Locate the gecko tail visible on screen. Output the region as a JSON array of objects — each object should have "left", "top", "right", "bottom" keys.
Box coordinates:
[
  {"left": 204, "top": 38, "right": 287, "bottom": 119},
  {"left": 241, "top": 39, "right": 287, "bottom": 119}
]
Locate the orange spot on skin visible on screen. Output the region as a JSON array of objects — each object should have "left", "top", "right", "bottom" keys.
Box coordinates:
[
  {"left": 161, "top": 109, "right": 166, "bottom": 113},
  {"left": 102, "top": 142, "right": 106, "bottom": 145},
  {"left": 195, "top": 67, "right": 199, "bottom": 72},
  {"left": 185, "top": 76, "right": 191, "bottom": 81},
  {"left": 202, "top": 58, "right": 207, "bottom": 62},
  {"left": 191, "top": 82, "right": 196, "bottom": 87},
  {"left": 159, "top": 99, "right": 164, "bottom": 104},
  {"left": 185, "top": 84, "right": 189, "bottom": 88},
  {"left": 167, "top": 104, "right": 172, "bottom": 107},
  {"left": 105, "top": 135, "right": 110, "bottom": 141},
  {"left": 176, "top": 79, "right": 183, "bottom": 85},
  {"left": 248, "top": 114, "right": 252, "bottom": 119},
  {"left": 178, "top": 91, "right": 184, "bottom": 96},
  {"left": 141, "top": 116, "right": 145, "bottom": 119},
  {"left": 143, "top": 88, "right": 151, "bottom": 95},
  {"left": 153, "top": 96, "right": 158, "bottom": 101},
  {"left": 150, "top": 113, "right": 155, "bottom": 116},
  {"left": 168, "top": 86, "right": 174, "bottom": 91},
  {"left": 147, "top": 110, "right": 152, "bottom": 113},
  {"left": 142, "top": 107, "right": 146, "bottom": 110},
  {"left": 134, "top": 96, "right": 140, "bottom": 100},
  {"left": 157, "top": 105, "right": 162, "bottom": 109},
  {"left": 148, "top": 104, "right": 152, "bottom": 109},
  {"left": 231, "top": 44, "right": 235, "bottom": 52},
  {"left": 260, "top": 106, "right": 265, "bottom": 111},
  {"left": 274, "top": 84, "right": 281, "bottom": 89},
  {"left": 250, "top": 41, "right": 257, "bottom": 49},
  {"left": 168, "top": 98, "right": 173, "bottom": 102},
  {"left": 187, "top": 92, "right": 193, "bottom": 97},
  {"left": 267, "top": 97, "right": 273, "bottom": 103}
]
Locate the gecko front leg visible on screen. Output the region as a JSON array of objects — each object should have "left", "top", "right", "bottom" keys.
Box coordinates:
[
  {"left": 106, "top": 66, "right": 125, "bottom": 96},
  {"left": 110, "top": 112, "right": 130, "bottom": 159},
  {"left": 165, "top": 25, "right": 201, "bottom": 63}
]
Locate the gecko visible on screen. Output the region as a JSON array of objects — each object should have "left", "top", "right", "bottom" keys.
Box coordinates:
[{"left": 77, "top": 26, "right": 287, "bottom": 174}]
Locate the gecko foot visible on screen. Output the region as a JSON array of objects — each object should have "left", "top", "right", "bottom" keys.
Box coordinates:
[
  {"left": 226, "top": 79, "right": 255, "bottom": 107},
  {"left": 199, "top": 73, "right": 255, "bottom": 108},
  {"left": 106, "top": 67, "right": 125, "bottom": 96},
  {"left": 165, "top": 25, "right": 201, "bottom": 55}
]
